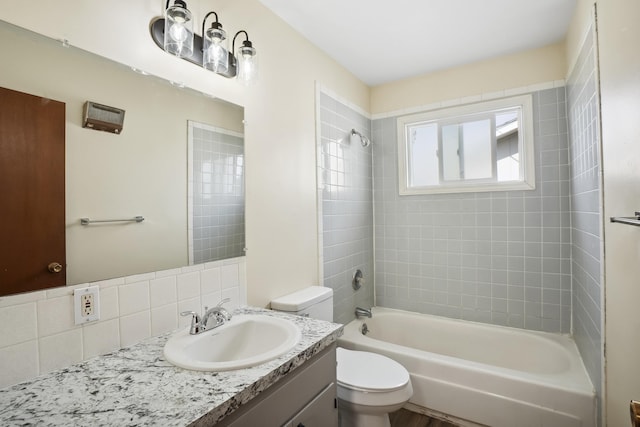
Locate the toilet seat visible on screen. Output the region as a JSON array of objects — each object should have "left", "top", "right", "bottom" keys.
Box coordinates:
[{"left": 337, "top": 347, "right": 410, "bottom": 392}]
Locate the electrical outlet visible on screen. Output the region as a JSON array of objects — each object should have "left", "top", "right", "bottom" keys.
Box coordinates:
[
  {"left": 81, "top": 294, "right": 94, "bottom": 316},
  {"left": 74, "top": 286, "right": 100, "bottom": 324}
]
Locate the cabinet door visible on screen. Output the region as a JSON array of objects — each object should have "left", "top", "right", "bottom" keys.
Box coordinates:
[
  {"left": 289, "top": 383, "right": 338, "bottom": 427},
  {"left": 0, "top": 86, "right": 66, "bottom": 296},
  {"left": 218, "top": 345, "right": 337, "bottom": 427}
]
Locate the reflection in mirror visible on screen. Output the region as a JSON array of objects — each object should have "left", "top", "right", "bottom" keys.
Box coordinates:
[
  {"left": 0, "top": 20, "right": 244, "bottom": 290},
  {"left": 188, "top": 121, "right": 245, "bottom": 264}
]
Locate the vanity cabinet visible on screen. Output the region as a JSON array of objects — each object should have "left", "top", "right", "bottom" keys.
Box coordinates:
[
  {"left": 284, "top": 382, "right": 336, "bottom": 427},
  {"left": 212, "top": 343, "right": 338, "bottom": 427}
]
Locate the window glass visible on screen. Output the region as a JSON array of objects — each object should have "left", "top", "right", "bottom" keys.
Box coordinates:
[{"left": 397, "top": 95, "right": 534, "bottom": 195}]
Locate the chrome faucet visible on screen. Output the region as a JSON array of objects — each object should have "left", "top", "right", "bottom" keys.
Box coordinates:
[
  {"left": 180, "top": 298, "right": 232, "bottom": 335},
  {"left": 355, "top": 307, "right": 372, "bottom": 319}
]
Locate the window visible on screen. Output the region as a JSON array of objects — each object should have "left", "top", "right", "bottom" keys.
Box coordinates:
[{"left": 397, "top": 95, "right": 534, "bottom": 195}]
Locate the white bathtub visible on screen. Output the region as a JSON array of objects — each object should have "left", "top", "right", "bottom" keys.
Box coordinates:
[{"left": 338, "top": 307, "right": 595, "bottom": 427}]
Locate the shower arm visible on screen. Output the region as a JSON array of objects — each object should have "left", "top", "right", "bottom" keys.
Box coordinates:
[{"left": 350, "top": 128, "right": 371, "bottom": 147}]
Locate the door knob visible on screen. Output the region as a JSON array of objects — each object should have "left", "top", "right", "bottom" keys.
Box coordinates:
[{"left": 48, "top": 262, "right": 63, "bottom": 273}]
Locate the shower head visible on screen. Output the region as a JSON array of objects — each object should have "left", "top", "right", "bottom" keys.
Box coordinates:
[{"left": 350, "top": 128, "right": 371, "bottom": 147}]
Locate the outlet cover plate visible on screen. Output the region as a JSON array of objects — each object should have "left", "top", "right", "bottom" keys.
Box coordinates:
[{"left": 74, "top": 285, "right": 101, "bottom": 324}]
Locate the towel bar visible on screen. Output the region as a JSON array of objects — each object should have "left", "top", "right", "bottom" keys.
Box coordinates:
[
  {"left": 610, "top": 212, "right": 640, "bottom": 227},
  {"left": 80, "top": 216, "right": 145, "bottom": 225}
]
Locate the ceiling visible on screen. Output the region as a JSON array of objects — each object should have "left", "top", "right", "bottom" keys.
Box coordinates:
[{"left": 258, "top": 0, "right": 577, "bottom": 86}]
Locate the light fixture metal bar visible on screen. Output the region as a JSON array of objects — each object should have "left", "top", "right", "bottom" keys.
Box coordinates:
[{"left": 150, "top": 18, "right": 237, "bottom": 78}]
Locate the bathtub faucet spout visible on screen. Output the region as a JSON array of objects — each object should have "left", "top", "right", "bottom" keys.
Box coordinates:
[{"left": 355, "top": 307, "right": 372, "bottom": 318}]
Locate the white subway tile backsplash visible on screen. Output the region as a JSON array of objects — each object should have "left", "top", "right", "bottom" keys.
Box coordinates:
[
  {"left": 118, "top": 281, "right": 150, "bottom": 316},
  {"left": 46, "top": 283, "right": 84, "bottom": 298},
  {"left": 201, "top": 291, "right": 222, "bottom": 313},
  {"left": 37, "top": 296, "right": 75, "bottom": 338},
  {"left": 0, "top": 291, "right": 46, "bottom": 309},
  {"left": 99, "top": 286, "right": 119, "bottom": 321},
  {"left": 221, "top": 288, "right": 240, "bottom": 311},
  {"left": 177, "top": 271, "right": 201, "bottom": 300},
  {"left": 151, "top": 303, "right": 178, "bottom": 336},
  {"left": 38, "top": 329, "right": 83, "bottom": 375},
  {"left": 201, "top": 267, "right": 221, "bottom": 294},
  {"left": 83, "top": 319, "right": 120, "bottom": 360},
  {"left": 221, "top": 264, "right": 239, "bottom": 289},
  {"left": 0, "top": 340, "right": 38, "bottom": 389},
  {"left": 181, "top": 264, "right": 204, "bottom": 273},
  {"left": 119, "top": 311, "right": 151, "bottom": 348},
  {"left": 0, "top": 303, "right": 37, "bottom": 347},
  {"left": 0, "top": 258, "right": 246, "bottom": 388},
  {"left": 93, "top": 277, "right": 125, "bottom": 289},
  {"left": 149, "top": 276, "right": 177, "bottom": 308},
  {"left": 124, "top": 272, "right": 156, "bottom": 284},
  {"left": 154, "top": 267, "right": 183, "bottom": 279}
]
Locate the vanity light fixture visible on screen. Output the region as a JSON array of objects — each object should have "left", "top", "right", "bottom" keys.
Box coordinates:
[
  {"left": 150, "top": 2, "right": 258, "bottom": 84},
  {"left": 164, "top": 0, "right": 194, "bottom": 58},
  {"left": 202, "top": 11, "right": 228, "bottom": 74},
  {"left": 233, "top": 31, "right": 258, "bottom": 86}
]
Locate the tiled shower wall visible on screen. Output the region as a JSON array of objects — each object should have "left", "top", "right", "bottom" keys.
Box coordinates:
[
  {"left": 567, "top": 22, "right": 603, "bottom": 419},
  {"left": 373, "top": 88, "right": 572, "bottom": 333},
  {"left": 318, "top": 91, "right": 374, "bottom": 324},
  {"left": 189, "top": 122, "right": 245, "bottom": 264}
]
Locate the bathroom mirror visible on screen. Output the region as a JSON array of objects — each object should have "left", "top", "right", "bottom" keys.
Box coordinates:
[{"left": 0, "top": 20, "right": 245, "bottom": 288}]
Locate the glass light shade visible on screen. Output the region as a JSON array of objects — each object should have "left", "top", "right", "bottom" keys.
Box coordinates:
[
  {"left": 236, "top": 43, "right": 257, "bottom": 86},
  {"left": 164, "top": 1, "right": 194, "bottom": 58},
  {"left": 203, "top": 26, "right": 229, "bottom": 74}
]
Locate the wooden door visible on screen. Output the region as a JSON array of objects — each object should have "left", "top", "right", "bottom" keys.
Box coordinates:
[{"left": 0, "top": 86, "right": 65, "bottom": 296}]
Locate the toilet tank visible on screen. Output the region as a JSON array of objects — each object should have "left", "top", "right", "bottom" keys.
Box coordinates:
[{"left": 271, "top": 286, "right": 333, "bottom": 322}]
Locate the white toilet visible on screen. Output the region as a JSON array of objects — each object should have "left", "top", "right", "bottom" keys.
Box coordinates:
[{"left": 271, "top": 286, "right": 413, "bottom": 427}]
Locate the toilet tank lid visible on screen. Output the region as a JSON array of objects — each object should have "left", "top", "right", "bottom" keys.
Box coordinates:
[{"left": 271, "top": 286, "right": 333, "bottom": 311}]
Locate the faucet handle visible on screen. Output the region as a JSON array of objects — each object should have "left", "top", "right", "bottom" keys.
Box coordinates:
[
  {"left": 180, "top": 310, "right": 199, "bottom": 319},
  {"left": 180, "top": 311, "right": 203, "bottom": 334},
  {"left": 215, "top": 297, "right": 230, "bottom": 307},
  {"left": 214, "top": 298, "right": 232, "bottom": 320}
]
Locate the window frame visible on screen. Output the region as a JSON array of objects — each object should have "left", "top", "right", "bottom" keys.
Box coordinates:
[{"left": 397, "top": 94, "right": 535, "bottom": 195}]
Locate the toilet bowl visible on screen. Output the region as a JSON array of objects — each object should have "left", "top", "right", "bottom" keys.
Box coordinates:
[
  {"left": 270, "top": 287, "right": 413, "bottom": 427},
  {"left": 336, "top": 347, "right": 413, "bottom": 427}
]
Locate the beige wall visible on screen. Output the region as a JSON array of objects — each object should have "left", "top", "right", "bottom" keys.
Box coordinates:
[
  {"left": 0, "top": 0, "right": 369, "bottom": 307},
  {"left": 371, "top": 42, "right": 566, "bottom": 115},
  {"left": 595, "top": 0, "right": 640, "bottom": 425},
  {"left": 565, "top": 0, "right": 596, "bottom": 75}
]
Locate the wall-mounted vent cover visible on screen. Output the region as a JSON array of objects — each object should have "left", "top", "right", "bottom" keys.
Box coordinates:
[{"left": 82, "top": 101, "right": 125, "bottom": 134}]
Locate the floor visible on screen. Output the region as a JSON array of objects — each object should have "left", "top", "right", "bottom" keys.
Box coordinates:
[{"left": 389, "top": 408, "right": 459, "bottom": 427}]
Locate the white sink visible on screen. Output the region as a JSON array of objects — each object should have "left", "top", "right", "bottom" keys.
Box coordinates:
[{"left": 163, "top": 314, "right": 301, "bottom": 371}]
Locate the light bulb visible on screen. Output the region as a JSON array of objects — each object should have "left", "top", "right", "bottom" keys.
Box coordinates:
[
  {"left": 203, "top": 26, "right": 229, "bottom": 73},
  {"left": 236, "top": 43, "right": 257, "bottom": 85},
  {"left": 164, "top": 1, "right": 193, "bottom": 57},
  {"left": 169, "top": 23, "right": 188, "bottom": 42},
  {"left": 207, "top": 44, "right": 228, "bottom": 73}
]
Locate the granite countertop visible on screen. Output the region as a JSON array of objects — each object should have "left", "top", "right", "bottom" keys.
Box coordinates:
[{"left": 0, "top": 307, "right": 343, "bottom": 426}]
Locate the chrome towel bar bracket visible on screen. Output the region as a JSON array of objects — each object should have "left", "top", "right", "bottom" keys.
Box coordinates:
[
  {"left": 80, "top": 216, "right": 145, "bottom": 226},
  {"left": 610, "top": 212, "right": 640, "bottom": 227}
]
